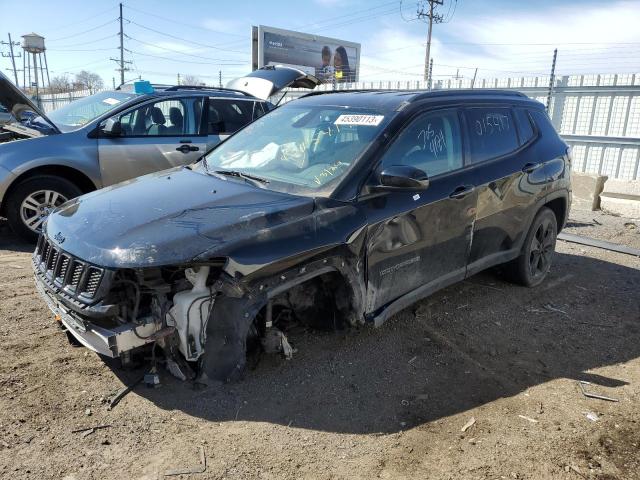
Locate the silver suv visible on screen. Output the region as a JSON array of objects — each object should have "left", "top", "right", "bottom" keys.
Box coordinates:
[{"left": 0, "top": 67, "right": 319, "bottom": 240}]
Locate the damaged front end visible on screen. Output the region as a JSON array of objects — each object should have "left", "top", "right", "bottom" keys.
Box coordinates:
[
  {"left": 33, "top": 234, "right": 229, "bottom": 378},
  {"left": 33, "top": 231, "right": 363, "bottom": 382}
]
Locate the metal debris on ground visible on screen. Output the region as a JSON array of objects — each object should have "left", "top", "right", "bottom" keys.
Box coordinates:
[
  {"left": 578, "top": 381, "right": 619, "bottom": 402},
  {"left": 144, "top": 368, "right": 161, "bottom": 388},
  {"left": 558, "top": 232, "right": 640, "bottom": 257},
  {"left": 164, "top": 446, "right": 207, "bottom": 477},
  {"left": 544, "top": 304, "right": 568, "bottom": 315},
  {"left": 518, "top": 415, "right": 539, "bottom": 423},
  {"left": 107, "top": 375, "right": 145, "bottom": 410},
  {"left": 585, "top": 412, "right": 599, "bottom": 422},
  {"left": 461, "top": 417, "right": 476, "bottom": 432},
  {"left": 71, "top": 425, "right": 111, "bottom": 438}
]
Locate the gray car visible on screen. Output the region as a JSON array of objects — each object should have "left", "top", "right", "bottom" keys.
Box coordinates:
[{"left": 0, "top": 67, "right": 320, "bottom": 241}]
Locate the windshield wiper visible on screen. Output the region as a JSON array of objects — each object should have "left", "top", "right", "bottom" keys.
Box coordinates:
[{"left": 212, "top": 169, "right": 270, "bottom": 185}]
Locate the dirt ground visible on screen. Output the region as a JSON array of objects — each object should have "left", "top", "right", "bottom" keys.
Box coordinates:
[{"left": 0, "top": 209, "right": 639, "bottom": 480}]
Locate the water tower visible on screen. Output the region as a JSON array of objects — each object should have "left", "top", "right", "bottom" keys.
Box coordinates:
[{"left": 21, "top": 33, "right": 50, "bottom": 101}]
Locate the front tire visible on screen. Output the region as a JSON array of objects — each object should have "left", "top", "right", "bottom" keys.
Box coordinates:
[
  {"left": 505, "top": 207, "right": 558, "bottom": 287},
  {"left": 6, "top": 175, "right": 83, "bottom": 243}
]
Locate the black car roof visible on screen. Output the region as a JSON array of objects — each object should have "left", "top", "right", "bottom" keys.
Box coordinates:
[{"left": 294, "top": 89, "right": 539, "bottom": 112}]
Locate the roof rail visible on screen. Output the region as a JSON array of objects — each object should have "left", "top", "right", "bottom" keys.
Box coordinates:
[
  {"left": 414, "top": 88, "right": 528, "bottom": 100},
  {"left": 300, "top": 88, "right": 529, "bottom": 100},
  {"left": 162, "top": 85, "right": 252, "bottom": 96}
]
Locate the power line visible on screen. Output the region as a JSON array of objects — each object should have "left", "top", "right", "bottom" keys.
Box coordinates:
[
  {"left": 125, "top": 35, "right": 243, "bottom": 62},
  {"left": 48, "top": 34, "right": 119, "bottom": 50},
  {"left": 44, "top": 6, "right": 118, "bottom": 34},
  {"left": 122, "top": 3, "right": 246, "bottom": 38},
  {"left": 47, "top": 18, "right": 118, "bottom": 42},
  {"left": 127, "top": 49, "right": 245, "bottom": 66},
  {"left": 125, "top": 19, "right": 249, "bottom": 54}
]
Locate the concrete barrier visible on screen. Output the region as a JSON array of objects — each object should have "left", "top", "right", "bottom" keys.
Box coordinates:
[
  {"left": 571, "top": 172, "right": 608, "bottom": 211},
  {"left": 600, "top": 178, "right": 640, "bottom": 219}
]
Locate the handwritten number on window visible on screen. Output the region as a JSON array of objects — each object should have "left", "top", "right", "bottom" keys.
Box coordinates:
[
  {"left": 474, "top": 113, "right": 510, "bottom": 136},
  {"left": 417, "top": 123, "right": 447, "bottom": 158}
]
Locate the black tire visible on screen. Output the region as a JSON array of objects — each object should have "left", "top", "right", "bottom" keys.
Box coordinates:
[
  {"left": 504, "top": 207, "right": 558, "bottom": 287},
  {"left": 5, "top": 175, "right": 83, "bottom": 243}
]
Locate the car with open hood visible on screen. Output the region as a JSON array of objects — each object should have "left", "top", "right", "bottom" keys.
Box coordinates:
[
  {"left": 33, "top": 88, "right": 571, "bottom": 384},
  {"left": 0, "top": 66, "right": 320, "bottom": 241}
]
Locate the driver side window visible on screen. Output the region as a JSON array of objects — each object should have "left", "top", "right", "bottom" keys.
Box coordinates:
[{"left": 381, "top": 109, "right": 463, "bottom": 177}]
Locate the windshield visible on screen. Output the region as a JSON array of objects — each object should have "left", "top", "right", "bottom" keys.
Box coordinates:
[
  {"left": 44, "top": 91, "right": 137, "bottom": 132},
  {"left": 204, "top": 104, "right": 390, "bottom": 196}
]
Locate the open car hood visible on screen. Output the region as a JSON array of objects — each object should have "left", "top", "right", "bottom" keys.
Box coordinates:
[
  {"left": 226, "top": 66, "right": 321, "bottom": 101},
  {"left": 0, "top": 71, "right": 60, "bottom": 136}
]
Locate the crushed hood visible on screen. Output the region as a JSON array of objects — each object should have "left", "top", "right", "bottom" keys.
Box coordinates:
[
  {"left": 44, "top": 165, "right": 315, "bottom": 269},
  {"left": 0, "top": 71, "right": 59, "bottom": 136},
  {"left": 226, "top": 66, "right": 321, "bottom": 101}
]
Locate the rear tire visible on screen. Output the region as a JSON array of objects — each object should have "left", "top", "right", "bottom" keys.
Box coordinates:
[
  {"left": 504, "top": 207, "right": 557, "bottom": 287},
  {"left": 6, "top": 175, "right": 83, "bottom": 243}
]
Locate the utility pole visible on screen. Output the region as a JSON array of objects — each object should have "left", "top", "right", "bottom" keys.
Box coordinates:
[
  {"left": 1, "top": 33, "right": 21, "bottom": 86},
  {"left": 177, "top": 73, "right": 181, "bottom": 85},
  {"left": 417, "top": 0, "right": 443, "bottom": 84},
  {"left": 219, "top": 70, "right": 222, "bottom": 88},
  {"left": 546, "top": 48, "right": 558, "bottom": 113},
  {"left": 471, "top": 67, "right": 478, "bottom": 88},
  {"left": 110, "top": 3, "right": 131, "bottom": 87},
  {"left": 428, "top": 58, "right": 433, "bottom": 90}
]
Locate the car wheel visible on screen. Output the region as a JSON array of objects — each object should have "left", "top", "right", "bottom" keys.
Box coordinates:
[
  {"left": 6, "top": 175, "right": 83, "bottom": 243},
  {"left": 505, "top": 207, "right": 558, "bottom": 287}
]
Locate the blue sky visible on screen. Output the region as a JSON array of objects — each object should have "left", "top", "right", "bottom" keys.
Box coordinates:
[{"left": 1, "top": 0, "right": 639, "bottom": 88}]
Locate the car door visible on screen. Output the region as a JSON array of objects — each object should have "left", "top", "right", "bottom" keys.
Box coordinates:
[
  {"left": 205, "top": 97, "right": 268, "bottom": 149},
  {"left": 98, "top": 96, "right": 207, "bottom": 186},
  {"left": 362, "top": 108, "right": 478, "bottom": 314},
  {"left": 463, "top": 105, "right": 550, "bottom": 276}
]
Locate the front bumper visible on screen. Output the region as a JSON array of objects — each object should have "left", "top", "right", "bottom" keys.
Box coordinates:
[{"left": 35, "top": 277, "right": 159, "bottom": 357}]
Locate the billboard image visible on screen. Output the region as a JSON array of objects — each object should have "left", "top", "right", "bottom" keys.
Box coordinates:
[{"left": 252, "top": 25, "right": 360, "bottom": 84}]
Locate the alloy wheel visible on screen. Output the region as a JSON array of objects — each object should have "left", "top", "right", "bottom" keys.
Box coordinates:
[
  {"left": 528, "top": 218, "right": 555, "bottom": 279},
  {"left": 19, "top": 190, "right": 68, "bottom": 233}
]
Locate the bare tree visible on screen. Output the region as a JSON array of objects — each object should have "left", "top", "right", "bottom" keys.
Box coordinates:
[
  {"left": 182, "top": 74, "right": 203, "bottom": 86},
  {"left": 74, "top": 70, "right": 105, "bottom": 93},
  {"left": 49, "top": 75, "right": 71, "bottom": 93}
]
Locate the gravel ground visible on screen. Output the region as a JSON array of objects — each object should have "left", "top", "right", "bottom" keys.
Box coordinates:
[{"left": 0, "top": 209, "right": 639, "bottom": 480}]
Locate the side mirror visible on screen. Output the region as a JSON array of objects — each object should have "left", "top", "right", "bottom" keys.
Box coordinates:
[
  {"left": 378, "top": 165, "right": 430, "bottom": 190},
  {"left": 101, "top": 118, "right": 122, "bottom": 136}
]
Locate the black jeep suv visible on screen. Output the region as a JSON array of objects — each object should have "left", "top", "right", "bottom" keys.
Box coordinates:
[{"left": 33, "top": 89, "right": 571, "bottom": 382}]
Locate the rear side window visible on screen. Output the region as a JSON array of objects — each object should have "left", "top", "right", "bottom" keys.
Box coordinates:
[
  {"left": 529, "top": 109, "right": 558, "bottom": 139},
  {"left": 465, "top": 108, "right": 518, "bottom": 164},
  {"left": 208, "top": 99, "right": 255, "bottom": 135},
  {"left": 515, "top": 108, "right": 535, "bottom": 145}
]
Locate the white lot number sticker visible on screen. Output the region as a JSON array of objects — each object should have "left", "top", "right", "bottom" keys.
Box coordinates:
[
  {"left": 102, "top": 97, "right": 121, "bottom": 106},
  {"left": 334, "top": 114, "right": 384, "bottom": 126}
]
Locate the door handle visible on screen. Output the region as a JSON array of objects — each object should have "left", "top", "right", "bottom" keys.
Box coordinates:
[
  {"left": 449, "top": 185, "right": 475, "bottom": 199},
  {"left": 522, "top": 162, "right": 543, "bottom": 174},
  {"left": 176, "top": 144, "right": 199, "bottom": 153}
]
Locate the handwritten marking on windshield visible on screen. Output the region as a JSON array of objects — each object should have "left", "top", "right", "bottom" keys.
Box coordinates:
[{"left": 313, "top": 161, "right": 345, "bottom": 185}]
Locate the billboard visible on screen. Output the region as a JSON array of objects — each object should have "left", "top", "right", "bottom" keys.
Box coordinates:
[{"left": 252, "top": 25, "right": 360, "bottom": 84}]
